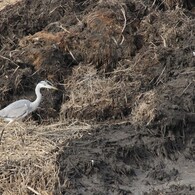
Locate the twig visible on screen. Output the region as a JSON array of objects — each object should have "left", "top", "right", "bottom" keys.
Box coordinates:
[
  {"left": 161, "top": 35, "right": 167, "bottom": 47},
  {"left": 44, "top": 122, "right": 69, "bottom": 128},
  {"left": 0, "top": 54, "right": 19, "bottom": 68},
  {"left": 12, "top": 66, "right": 19, "bottom": 75},
  {"left": 67, "top": 48, "right": 77, "bottom": 62},
  {"left": 0, "top": 120, "right": 14, "bottom": 144},
  {"left": 27, "top": 186, "right": 40, "bottom": 195},
  {"left": 74, "top": 13, "right": 83, "bottom": 26},
  {"left": 120, "top": 7, "right": 126, "bottom": 45},
  {"left": 49, "top": 5, "right": 62, "bottom": 14},
  {"left": 120, "top": 35, "right": 125, "bottom": 45},
  {"left": 155, "top": 65, "right": 166, "bottom": 85},
  {"left": 180, "top": 82, "right": 192, "bottom": 97},
  {"left": 112, "top": 37, "right": 118, "bottom": 45},
  {"left": 120, "top": 7, "right": 127, "bottom": 34},
  {"left": 180, "top": 70, "right": 195, "bottom": 75},
  {"left": 58, "top": 24, "right": 71, "bottom": 33}
]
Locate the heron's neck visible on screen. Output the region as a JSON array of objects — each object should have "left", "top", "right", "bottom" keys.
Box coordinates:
[{"left": 31, "top": 85, "right": 42, "bottom": 112}]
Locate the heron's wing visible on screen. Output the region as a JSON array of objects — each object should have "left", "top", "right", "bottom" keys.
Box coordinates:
[{"left": 0, "top": 100, "right": 30, "bottom": 120}]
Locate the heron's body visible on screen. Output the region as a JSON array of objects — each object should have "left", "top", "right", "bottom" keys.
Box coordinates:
[
  {"left": 0, "top": 99, "right": 31, "bottom": 122},
  {"left": 0, "top": 80, "right": 57, "bottom": 142}
]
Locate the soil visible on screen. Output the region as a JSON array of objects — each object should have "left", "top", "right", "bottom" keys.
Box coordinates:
[
  {"left": 56, "top": 123, "right": 195, "bottom": 195},
  {"left": 0, "top": 0, "right": 195, "bottom": 194}
]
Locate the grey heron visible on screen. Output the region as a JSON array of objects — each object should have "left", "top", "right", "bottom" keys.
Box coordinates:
[{"left": 0, "top": 80, "right": 57, "bottom": 142}]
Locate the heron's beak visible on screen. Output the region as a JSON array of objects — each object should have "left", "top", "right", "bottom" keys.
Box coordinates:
[{"left": 51, "top": 86, "right": 58, "bottom": 90}]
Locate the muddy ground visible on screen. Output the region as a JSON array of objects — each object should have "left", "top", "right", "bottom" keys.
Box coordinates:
[{"left": 0, "top": 0, "right": 195, "bottom": 194}]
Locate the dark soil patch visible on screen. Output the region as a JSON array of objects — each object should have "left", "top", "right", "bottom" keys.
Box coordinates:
[
  {"left": 55, "top": 123, "right": 195, "bottom": 194},
  {"left": 56, "top": 124, "right": 140, "bottom": 194}
]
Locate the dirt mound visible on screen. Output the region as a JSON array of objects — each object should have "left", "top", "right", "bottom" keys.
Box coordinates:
[
  {"left": 55, "top": 123, "right": 195, "bottom": 194},
  {"left": 0, "top": 0, "right": 195, "bottom": 194},
  {"left": 56, "top": 124, "right": 141, "bottom": 194}
]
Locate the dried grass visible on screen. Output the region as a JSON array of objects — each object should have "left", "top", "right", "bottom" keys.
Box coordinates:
[
  {"left": 61, "top": 63, "right": 141, "bottom": 120},
  {"left": 61, "top": 65, "right": 116, "bottom": 119},
  {"left": 57, "top": 5, "right": 129, "bottom": 69},
  {"left": 140, "top": 8, "right": 193, "bottom": 48},
  {"left": 0, "top": 120, "right": 91, "bottom": 194},
  {"left": 62, "top": 65, "right": 113, "bottom": 109},
  {"left": 131, "top": 90, "right": 158, "bottom": 126}
]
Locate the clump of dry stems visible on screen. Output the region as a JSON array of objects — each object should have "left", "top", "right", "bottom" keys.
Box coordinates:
[{"left": 0, "top": 120, "right": 91, "bottom": 194}]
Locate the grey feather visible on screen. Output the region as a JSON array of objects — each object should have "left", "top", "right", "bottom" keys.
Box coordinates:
[{"left": 0, "top": 100, "right": 31, "bottom": 121}]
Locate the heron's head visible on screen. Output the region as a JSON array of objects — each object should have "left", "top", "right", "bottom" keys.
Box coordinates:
[{"left": 39, "top": 80, "right": 58, "bottom": 90}]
